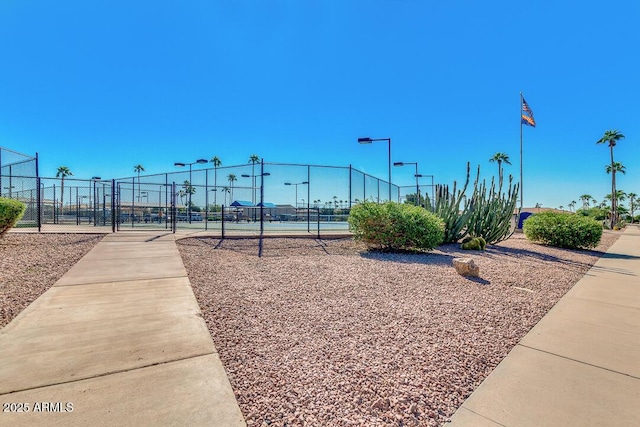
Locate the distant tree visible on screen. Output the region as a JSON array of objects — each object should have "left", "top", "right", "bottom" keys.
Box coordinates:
[
  {"left": 227, "top": 174, "right": 237, "bottom": 203},
  {"left": 605, "top": 162, "right": 626, "bottom": 176},
  {"left": 579, "top": 194, "right": 592, "bottom": 209},
  {"left": 628, "top": 192, "right": 637, "bottom": 223},
  {"left": 596, "top": 129, "right": 625, "bottom": 225},
  {"left": 221, "top": 186, "right": 231, "bottom": 206},
  {"left": 182, "top": 180, "right": 195, "bottom": 208},
  {"left": 489, "top": 152, "right": 511, "bottom": 176},
  {"left": 568, "top": 201, "right": 576, "bottom": 212},
  {"left": 134, "top": 164, "right": 145, "bottom": 202},
  {"left": 248, "top": 154, "right": 260, "bottom": 204},
  {"left": 56, "top": 166, "right": 73, "bottom": 213}
]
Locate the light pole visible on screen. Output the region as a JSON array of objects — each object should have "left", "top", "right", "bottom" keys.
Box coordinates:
[
  {"left": 174, "top": 159, "right": 207, "bottom": 224},
  {"left": 394, "top": 162, "right": 421, "bottom": 206},
  {"left": 284, "top": 181, "right": 308, "bottom": 210},
  {"left": 358, "top": 137, "right": 392, "bottom": 201},
  {"left": 257, "top": 160, "right": 270, "bottom": 256}
]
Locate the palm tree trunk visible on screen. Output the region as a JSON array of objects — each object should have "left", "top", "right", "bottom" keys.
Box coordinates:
[
  {"left": 610, "top": 144, "right": 616, "bottom": 226},
  {"left": 60, "top": 179, "right": 65, "bottom": 215}
]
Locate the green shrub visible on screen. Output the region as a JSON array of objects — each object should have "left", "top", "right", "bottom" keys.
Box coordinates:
[
  {"left": 523, "top": 211, "right": 602, "bottom": 249},
  {"left": 348, "top": 201, "right": 445, "bottom": 251},
  {"left": 461, "top": 236, "right": 486, "bottom": 250},
  {"left": 0, "top": 198, "right": 26, "bottom": 237}
]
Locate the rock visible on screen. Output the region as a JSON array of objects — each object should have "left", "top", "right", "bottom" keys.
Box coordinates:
[
  {"left": 452, "top": 258, "right": 479, "bottom": 277},
  {"left": 371, "top": 397, "right": 390, "bottom": 411}
]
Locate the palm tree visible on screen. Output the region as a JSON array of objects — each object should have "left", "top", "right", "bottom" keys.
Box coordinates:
[
  {"left": 183, "top": 180, "right": 195, "bottom": 206},
  {"left": 221, "top": 186, "right": 231, "bottom": 206},
  {"left": 605, "top": 162, "right": 626, "bottom": 176},
  {"left": 56, "top": 166, "right": 73, "bottom": 214},
  {"left": 210, "top": 156, "right": 222, "bottom": 208},
  {"left": 134, "top": 164, "right": 145, "bottom": 202},
  {"left": 597, "top": 129, "right": 625, "bottom": 226},
  {"left": 605, "top": 161, "right": 626, "bottom": 224},
  {"left": 568, "top": 201, "right": 576, "bottom": 212},
  {"left": 579, "top": 194, "right": 592, "bottom": 209},
  {"left": 227, "top": 174, "right": 237, "bottom": 203},
  {"left": 628, "top": 192, "right": 637, "bottom": 223},
  {"left": 248, "top": 154, "right": 260, "bottom": 204},
  {"left": 489, "top": 152, "right": 511, "bottom": 177},
  {"left": 559, "top": 205, "right": 564, "bottom": 211}
]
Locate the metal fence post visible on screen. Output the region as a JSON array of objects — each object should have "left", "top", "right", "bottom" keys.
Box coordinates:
[
  {"left": 36, "top": 177, "right": 41, "bottom": 232},
  {"left": 171, "top": 182, "right": 177, "bottom": 234},
  {"left": 221, "top": 204, "right": 225, "bottom": 238},
  {"left": 307, "top": 165, "right": 311, "bottom": 233},
  {"left": 111, "top": 180, "right": 116, "bottom": 233}
]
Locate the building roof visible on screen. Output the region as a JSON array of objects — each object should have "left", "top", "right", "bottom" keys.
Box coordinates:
[{"left": 230, "top": 200, "right": 255, "bottom": 207}]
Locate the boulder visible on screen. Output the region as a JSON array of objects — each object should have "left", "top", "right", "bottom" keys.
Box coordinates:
[{"left": 453, "top": 258, "right": 479, "bottom": 277}]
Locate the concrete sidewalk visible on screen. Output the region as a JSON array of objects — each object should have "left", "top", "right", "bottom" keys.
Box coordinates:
[
  {"left": 0, "top": 232, "right": 245, "bottom": 426},
  {"left": 449, "top": 226, "right": 640, "bottom": 426}
]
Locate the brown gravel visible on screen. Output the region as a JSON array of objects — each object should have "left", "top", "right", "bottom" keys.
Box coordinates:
[
  {"left": 177, "top": 232, "right": 620, "bottom": 427},
  {"left": 0, "top": 233, "right": 104, "bottom": 328},
  {"left": 0, "top": 231, "right": 621, "bottom": 426}
]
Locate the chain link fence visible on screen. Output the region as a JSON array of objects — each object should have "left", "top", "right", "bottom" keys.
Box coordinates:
[{"left": 3, "top": 154, "right": 407, "bottom": 237}]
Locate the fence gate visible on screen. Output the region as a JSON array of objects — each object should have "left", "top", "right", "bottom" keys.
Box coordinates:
[{"left": 114, "top": 180, "right": 177, "bottom": 232}]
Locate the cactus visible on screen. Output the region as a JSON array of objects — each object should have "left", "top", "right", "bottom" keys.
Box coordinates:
[
  {"left": 466, "top": 166, "right": 520, "bottom": 244},
  {"left": 461, "top": 236, "right": 486, "bottom": 250},
  {"left": 433, "top": 162, "right": 475, "bottom": 243}
]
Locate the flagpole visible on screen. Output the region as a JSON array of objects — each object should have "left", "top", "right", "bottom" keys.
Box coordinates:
[{"left": 519, "top": 92, "right": 524, "bottom": 216}]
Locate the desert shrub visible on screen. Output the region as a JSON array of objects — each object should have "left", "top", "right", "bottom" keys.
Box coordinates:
[
  {"left": 523, "top": 211, "right": 602, "bottom": 249},
  {"left": 348, "top": 201, "right": 444, "bottom": 251},
  {"left": 0, "top": 197, "right": 26, "bottom": 237},
  {"left": 461, "top": 236, "right": 486, "bottom": 250}
]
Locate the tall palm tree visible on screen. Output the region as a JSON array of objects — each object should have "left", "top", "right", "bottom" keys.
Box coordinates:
[
  {"left": 182, "top": 180, "right": 195, "bottom": 204},
  {"left": 568, "top": 201, "right": 576, "bottom": 212},
  {"left": 627, "top": 192, "right": 637, "bottom": 223},
  {"left": 221, "top": 186, "right": 231, "bottom": 206},
  {"left": 605, "top": 162, "right": 626, "bottom": 176},
  {"left": 56, "top": 166, "right": 73, "bottom": 214},
  {"left": 605, "top": 161, "right": 626, "bottom": 224},
  {"left": 134, "top": 164, "right": 145, "bottom": 202},
  {"left": 489, "top": 152, "right": 511, "bottom": 177},
  {"left": 597, "top": 129, "right": 625, "bottom": 226},
  {"left": 210, "top": 156, "right": 222, "bottom": 208},
  {"left": 579, "top": 194, "right": 592, "bottom": 209},
  {"left": 227, "top": 174, "right": 237, "bottom": 203},
  {"left": 248, "top": 154, "right": 260, "bottom": 204}
]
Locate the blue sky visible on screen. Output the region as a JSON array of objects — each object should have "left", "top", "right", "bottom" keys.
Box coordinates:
[{"left": 1, "top": 0, "right": 638, "bottom": 209}]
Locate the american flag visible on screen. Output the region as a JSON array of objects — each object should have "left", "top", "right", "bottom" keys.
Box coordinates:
[{"left": 522, "top": 97, "right": 533, "bottom": 113}]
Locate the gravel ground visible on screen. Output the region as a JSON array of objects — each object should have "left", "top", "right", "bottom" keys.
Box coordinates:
[
  {"left": 0, "top": 233, "right": 104, "bottom": 328},
  {"left": 177, "top": 232, "right": 620, "bottom": 427}
]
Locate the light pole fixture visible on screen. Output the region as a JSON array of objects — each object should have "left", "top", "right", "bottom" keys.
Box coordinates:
[
  {"left": 174, "top": 159, "right": 208, "bottom": 223},
  {"left": 394, "top": 162, "right": 421, "bottom": 206},
  {"left": 284, "top": 181, "right": 309, "bottom": 209},
  {"left": 358, "top": 137, "right": 392, "bottom": 201}
]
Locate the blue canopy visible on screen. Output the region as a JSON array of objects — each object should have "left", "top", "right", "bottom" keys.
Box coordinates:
[
  {"left": 257, "top": 202, "right": 276, "bottom": 208},
  {"left": 230, "top": 200, "right": 255, "bottom": 207}
]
